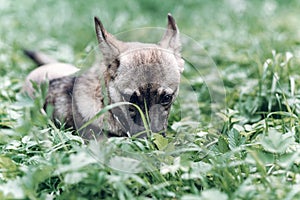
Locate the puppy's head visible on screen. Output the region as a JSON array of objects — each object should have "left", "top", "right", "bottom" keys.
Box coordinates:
[{"left": 94, "top": 14, "right": 184, "bottom": 136}]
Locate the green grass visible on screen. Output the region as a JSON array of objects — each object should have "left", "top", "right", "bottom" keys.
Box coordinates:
[{"left": 1, "top": 0, "right": 300, "bottom": 199}]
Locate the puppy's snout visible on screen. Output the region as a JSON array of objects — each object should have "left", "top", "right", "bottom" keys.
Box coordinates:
[{"left": 149, "top": 104, "right": 168, "bottom": 133}]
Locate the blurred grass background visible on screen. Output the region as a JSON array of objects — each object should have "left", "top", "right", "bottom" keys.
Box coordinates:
[{"left": 1, "top": 0, "right": 300, "bottom": 75}]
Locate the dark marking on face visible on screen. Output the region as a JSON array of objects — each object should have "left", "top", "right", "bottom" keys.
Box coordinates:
[{"left": 124, "top": 83, "right": 174, "bottom": 133}]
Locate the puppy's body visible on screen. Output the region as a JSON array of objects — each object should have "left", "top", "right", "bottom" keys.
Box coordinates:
[{"left": 24, "top": 14, "right": 184, "bottom": 139}]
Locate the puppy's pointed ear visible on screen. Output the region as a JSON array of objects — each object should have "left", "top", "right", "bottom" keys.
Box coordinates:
[
  {"left": 94, "top": 17, "right": 123, "bottom": 63},
  {"left": 159, "top": 14, "right": 181, "bottom": 54},
  {"left": 159, "top": 14, "right": 184, "bottom": 73}
]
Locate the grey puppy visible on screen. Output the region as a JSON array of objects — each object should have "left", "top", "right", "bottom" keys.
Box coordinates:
[{"left": 23, "top": 14, "right": 184, "bottom": 139}]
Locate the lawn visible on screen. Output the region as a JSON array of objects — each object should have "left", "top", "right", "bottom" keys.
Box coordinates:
[{"left": 1, "top": 0, "right": 300, "bottom": 199}]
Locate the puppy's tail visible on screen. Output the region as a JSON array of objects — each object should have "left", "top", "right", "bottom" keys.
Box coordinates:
[{"left": 23, "top": 49, "right": 57, "bottom": 66}]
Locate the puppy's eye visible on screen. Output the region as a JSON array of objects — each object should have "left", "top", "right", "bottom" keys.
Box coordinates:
[{"left": 160, "top": 94, "right": 173, "bottom": 106}]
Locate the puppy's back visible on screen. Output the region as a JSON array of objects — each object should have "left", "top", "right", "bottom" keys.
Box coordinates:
[{"left": 23, "top": 63, "right": 79, "bottom": 97}]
